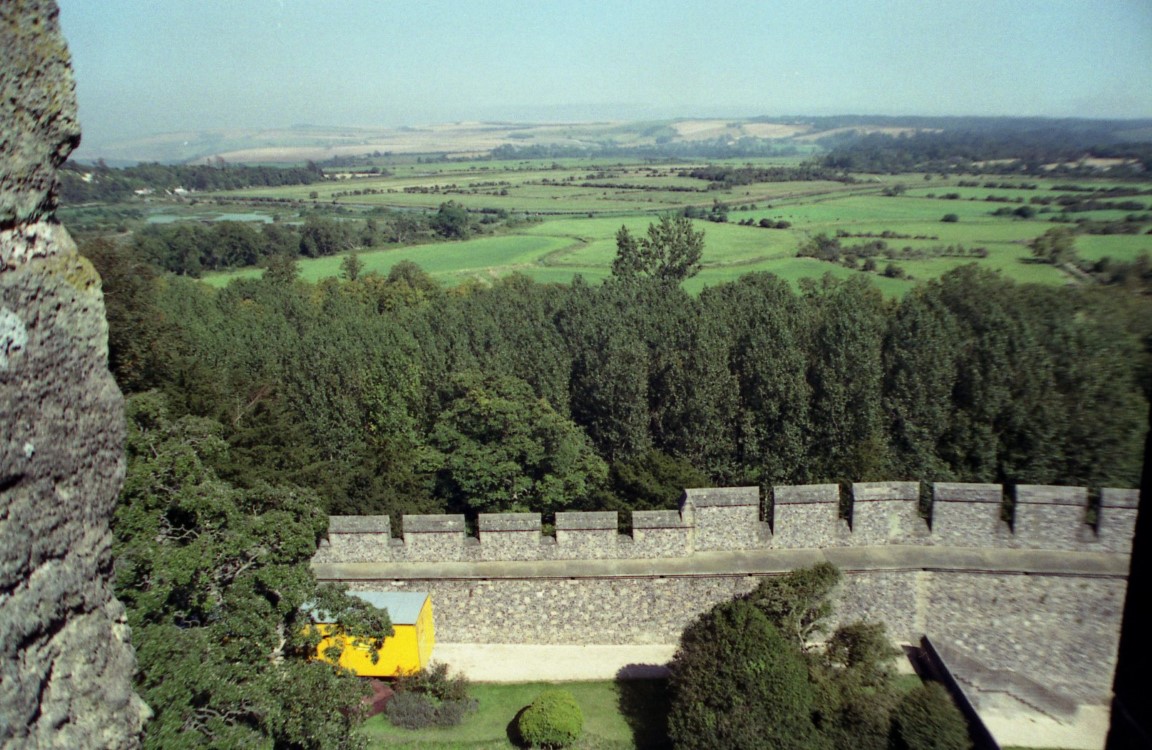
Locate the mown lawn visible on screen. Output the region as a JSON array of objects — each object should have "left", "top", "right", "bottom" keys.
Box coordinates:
[{"left": 361, "top": 680, "right": 671, "bottom": 750}]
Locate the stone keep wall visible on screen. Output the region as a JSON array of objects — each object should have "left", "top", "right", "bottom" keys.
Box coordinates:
[
  {"left": 348, "top": 570, "right": 1124, "bottom": 703},
  {"left": 0, "top": 2, "right": 146, "bottom": 747},
  {"left": 319, "top": 481, "right": 1137, "bottom": 702},
  {"left": 315, "top": 481, "right": 1139, "bottom": 564}
]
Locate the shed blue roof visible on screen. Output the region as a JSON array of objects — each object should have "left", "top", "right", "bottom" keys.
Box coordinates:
[
  {"left": 349, "top": 591, "right": 429, "bottom": 625},
  {"left": 305, "top": 591, "right": 429, "bottom": 625}
]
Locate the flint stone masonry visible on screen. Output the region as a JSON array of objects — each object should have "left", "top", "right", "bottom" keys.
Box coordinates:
[
  {"left": 315, "top": 482, "right": 1140, "bottom": 565},
  {"left": 770, "top": 484, "right": 850, "bottom": 548},
  {"left": 850, "top": 481, "right": 929, "bottom": 545},
  {"left": 1098, "top": 488, "right": 1139, "bottom": 554},
  {"left": 401, "top": 515, "right": 469, "bottom": 562},
  {"left": 683, "top": 486, "right": 768, "bottom": 551},
  {"left": 336, "top": 564, "right": 1126, "bottom": 701},
  {"left": 1, "top": 2, "right": 147, "bottom": 747},
  {"left": 1013, "top": 485, "right": 1089, "bottom": 550},
  {"left": 631, "top": 509, "right": 691, "bottom": 558},
  {"left": 317, "top": 481, "right": 1138, "bottom": 707},
  {"left": 478, "top": 513, "right": 543, "bottom": 561},
  {"left": 931, "top": 483, "right": 1010, "bottom": 547}
]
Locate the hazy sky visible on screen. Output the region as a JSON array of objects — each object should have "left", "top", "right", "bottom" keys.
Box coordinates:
[{"left": 58, "top": 0, "right": 1152, "bottom": 153}]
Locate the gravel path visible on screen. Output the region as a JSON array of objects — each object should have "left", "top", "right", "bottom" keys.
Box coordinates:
[{"left": 431, "top": 643, "right": 677, "bottom": 683}]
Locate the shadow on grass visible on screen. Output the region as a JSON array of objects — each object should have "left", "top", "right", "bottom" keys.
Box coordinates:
[
  {"left": 615, "top": 666, "right": 672, "bottom": 750},
  {"left": 506, "top": 705, "right": 528, "bottom": 748}
]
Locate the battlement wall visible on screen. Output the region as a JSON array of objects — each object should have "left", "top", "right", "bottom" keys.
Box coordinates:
[{"left": 314, "top": 481, "right": 1139, "bottom": 565}]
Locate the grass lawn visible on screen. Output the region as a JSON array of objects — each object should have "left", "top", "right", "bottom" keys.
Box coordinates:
[{"left": 361, "top": 680, "right": 671, "bottom": 750}]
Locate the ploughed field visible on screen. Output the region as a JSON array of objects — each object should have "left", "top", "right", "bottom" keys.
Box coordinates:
[{"left": 204, "top": 159, "right": 1152, "bottom": 295}]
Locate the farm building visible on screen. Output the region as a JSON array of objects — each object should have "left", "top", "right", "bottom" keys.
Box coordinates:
[{"left": 311, "top": 591, "right": 434, "bottom": 677}]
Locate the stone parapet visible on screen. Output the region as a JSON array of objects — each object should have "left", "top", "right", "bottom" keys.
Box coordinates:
[
  {"left": 850, "top": 481, "right": 929, "bottom": 545},
  {"left": 931, "top": 483, "right": 1010, "bottom": 547},
  {"left": 317, "top": 482, "right": 1138, "bottom": 564},
  {"left": 771, "top": 484, "right": 849, "bottom": 548},
  {"left": 1013, "top": 485, "right": 1089, "bottom": 550},
  {"left": 555, "top": 511, "right": 621, "bottom": 559},
  {"left": 478, "top": 513, "right": 543, "bottom": 561},
  {"left": 683, "top": 486, "right": 767, "bottom": 551},
  {"left": 1098, "top": 488, "right": 1139, "bottom": 554}
]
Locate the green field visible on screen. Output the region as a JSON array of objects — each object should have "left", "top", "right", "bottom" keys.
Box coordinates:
[{"left": 198, "top": 162, "right": 1152, "bottom": 294}]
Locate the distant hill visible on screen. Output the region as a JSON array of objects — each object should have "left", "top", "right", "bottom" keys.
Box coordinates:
[{"left": 71, "top": 116, "right": 1152, "bottom": 167}]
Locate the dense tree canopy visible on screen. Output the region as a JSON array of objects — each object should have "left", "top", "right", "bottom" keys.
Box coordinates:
[
  {"left": 668, "top": 565, "right": 972, "bottom": 750},
  {"left": 85, "top": 231, "right": 1150, "bottom": 529},
  {"left": 115, "top": 392, "right": 393, "bottom": 749}
]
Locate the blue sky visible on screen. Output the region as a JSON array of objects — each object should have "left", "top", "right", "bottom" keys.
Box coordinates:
[{"left": 58, "top": 0, "right": 1152, "bottom": 152}]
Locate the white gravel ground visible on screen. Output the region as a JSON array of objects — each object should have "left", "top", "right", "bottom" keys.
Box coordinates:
[{"left": 430, "top": 643, "right": 677, "bottom": 683}]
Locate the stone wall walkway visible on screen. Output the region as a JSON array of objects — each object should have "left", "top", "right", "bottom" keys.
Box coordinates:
[{"left": 431, "top": 643, "right": 677, "bottom": 682}]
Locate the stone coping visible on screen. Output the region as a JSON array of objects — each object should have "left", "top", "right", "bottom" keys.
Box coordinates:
[
  {"left": 933, "top": 483, "right": 1002, "bottom": 503},
  {"left": 632, "top": 510, "right": 687, "bottom": 529},
  {"left": 556, "top": 511, "right": 617, "bottom": 530},
  {"left": 1101, "top": 488, "right": 1140, "bottom": 509},
  {"left": 683, "top": 486, "right": 759, "bottom": 507},
  {"left": 329, "top": 515, "right": 391, "bottom": 533},
  {"left": 313, "top": 545, "right": 1129, "bottom": 582},
  {"left": 478, "top": 513, "right": 541, "bottom": 532},
  {"left": 852, "top": 482, "right": 919, "bottom": 502},
  {"left": 773, "top": 484, "right": 838, "bottom": 505},
  {"left": 402, "top": 514, "right": 466, "bottom": 533},
  {"left": 1015, "top": 485, "right": 1089, "bottom": 507}
]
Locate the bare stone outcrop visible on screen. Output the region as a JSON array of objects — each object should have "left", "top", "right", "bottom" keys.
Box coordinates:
[{"left": 1, "top": 2, "right": 146, "bottom": 747}]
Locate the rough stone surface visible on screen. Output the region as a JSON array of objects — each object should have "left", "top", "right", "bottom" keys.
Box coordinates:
[
  {"left": 771, "top": 484, "right": 850, "bottom": 548},
  {"left": 317, "top": 482, "right": 1139, "bottom": 564},
  {"left": 1013, "top": 485, "right": 1089, "bottom": 550},
  {"left": 1098, "top": 488, "right": 1139, "bottom": 554},
  {"left": 850, "top": 481, "right": 930, "bottom": 545},
  {"left": 932, "top": 483, "right": 1011, "bottom": 547},
  {"left": 343, "top": 568, "right": 1126, "bottom": 702},
  {"left": 0, "top": 2, "right": 146, "bottom": 746}
]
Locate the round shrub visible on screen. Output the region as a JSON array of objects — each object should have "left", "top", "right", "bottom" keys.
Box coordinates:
[
  {"left": 517, "top": 688, "right": 584, "bottom": 748},
  {"left": 891, "top": 682, "right": 972, "bottom": 750}
]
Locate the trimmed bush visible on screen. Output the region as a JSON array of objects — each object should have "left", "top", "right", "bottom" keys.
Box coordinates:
[
  {"left": 385, "top": 691, "right": 437, "bottom": 730},
  {"left": 667, "top": 598, "right": 820, "bottom": 750},
  {"left": 387, "top": 662, "right": 478, "bottom": 729},
  {"left": 891, "top": 682, "right": 972, "bottom": 750},
  {"left": 517, "top": 688, "right": 584, "bottom": 748}
]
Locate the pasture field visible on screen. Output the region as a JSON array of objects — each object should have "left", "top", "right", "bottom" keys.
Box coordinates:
[{"left": 201, "top": 161, "right": 1152, "bottom": 294}]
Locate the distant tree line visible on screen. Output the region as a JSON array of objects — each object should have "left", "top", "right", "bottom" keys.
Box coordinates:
[
  {"left": 821, "top": 125, "right": 1152, "bottom": 177},
  {"left": 126, "top": 201, "right": 490, "bottom": 276},
  {"left": 59, "top": 160, "right": 326, "bottom": 203},
  {"left": 680, "top": 164, "right": 853, "bottom": 188}
]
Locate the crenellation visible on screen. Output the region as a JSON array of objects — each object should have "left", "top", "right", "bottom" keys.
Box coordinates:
[
  {"left": 771, "top": 484, "right": 849, "bottom": 548},
  {"left": 317, "top": 483, "right": 1137, "bottom": 564},
  {"left": 402, "top": 514, "right": 470, "bottom": 561},
  {"left": 478, "top": 513, "right": 543, "bottom": 561},
  {"left": 1013, "top": 485, "right": 1089, "bottom": 550},
  {"left": 1098, "top": 488, "right": 1139, "bottom": 554},
  {"left": 931, "top": 483, "right": 1010, "bottom": 547},
  {"left": 631, "top": 509, "right": 692, "bottom": 558},
  {"left": 683, "top": 486, "right": 769, "bottom": 551},
  {"left": 850, "top": 481, "right": 929, "bottom": 545},
  {"left": 555, "top": 511, "right": 621, "bottom": 559},
  {"left": 321, "top": 515, "right": 393, "bottom": 563}
]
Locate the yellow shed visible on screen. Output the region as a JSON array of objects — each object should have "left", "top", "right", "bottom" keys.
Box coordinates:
[{"left": 311, "top": 591, "right": 434, "bottom": 677}]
